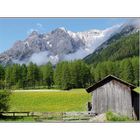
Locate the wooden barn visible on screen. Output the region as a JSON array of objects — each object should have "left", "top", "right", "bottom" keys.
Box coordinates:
[{"left": 86, "top": 75, "right": 139, "bottom": 120}]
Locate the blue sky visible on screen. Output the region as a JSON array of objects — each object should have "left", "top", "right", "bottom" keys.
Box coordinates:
[{"left": 0, "top": 18, "right": 129, "bottom": 53}]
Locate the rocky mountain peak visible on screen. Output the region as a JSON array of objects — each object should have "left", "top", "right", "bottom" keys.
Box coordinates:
[
  {"left": 29, "top": 31, "right": 39, "bottom": 37},
  {"left": 0, "top": 19, "right": 139, "bottom": 66}
]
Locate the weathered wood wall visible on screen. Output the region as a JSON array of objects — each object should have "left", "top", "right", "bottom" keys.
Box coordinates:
[{"left": 91, "top": 80, "right": 133, "bottom": 118}]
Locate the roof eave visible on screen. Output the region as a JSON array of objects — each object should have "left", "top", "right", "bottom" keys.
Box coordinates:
[{"left": 86, "top": 75, "right": 136, "bottom": 93}]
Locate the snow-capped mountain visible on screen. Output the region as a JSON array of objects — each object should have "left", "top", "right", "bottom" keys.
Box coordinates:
[{"left": 0, "top": 19, "right": 139, "bottom": 65}]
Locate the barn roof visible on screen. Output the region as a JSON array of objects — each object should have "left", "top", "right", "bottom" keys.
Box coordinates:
[{"left": 86, "top": 75, "right": 136, "bottom": 93}]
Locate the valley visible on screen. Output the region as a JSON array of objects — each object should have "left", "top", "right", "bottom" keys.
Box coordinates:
[{"left": 0, "top": 18, "right": 139, "bottom": 122}]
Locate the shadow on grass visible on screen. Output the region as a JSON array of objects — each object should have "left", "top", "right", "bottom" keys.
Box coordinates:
[
  {"left": 0, "top": 115, "right": 36, "bottom": 122},
  {"left": 0, "top": 115, "right": 24, "bottom": 121}
]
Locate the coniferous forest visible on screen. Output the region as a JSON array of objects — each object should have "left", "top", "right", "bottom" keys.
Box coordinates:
[{"left": 0, "top": 56, "right": 139, "bottom": 90}]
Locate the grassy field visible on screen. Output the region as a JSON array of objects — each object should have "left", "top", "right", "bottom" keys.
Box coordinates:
[
  {"left": 134, "top": 87, "right": 140, "bottom": 93},
  {"left": 9, "top": 89, "right": 91, "bottom": 112}
]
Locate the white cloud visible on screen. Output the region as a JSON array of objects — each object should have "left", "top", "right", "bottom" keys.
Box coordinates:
[
  {"left": 63, "top": 48, "right": 89, "bottom": 61},
  {"left": 29, "top": 51, "right": 49, "bottom": 65},
  {"left": 27, "top": 23, "right": 44, "bottom": 35},
  {"left": 28, "top": 51, "right": 59, "bottom": 65},
  {"left": 125, "top": 18, "right": 140, "bottom": 28}
]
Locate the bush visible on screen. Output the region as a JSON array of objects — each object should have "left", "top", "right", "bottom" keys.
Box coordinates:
[
  {"left": 0, "top": 90, "right": 11, "bottom": 112},
  {"left": 106, "top": 111, "right": 131, "bottom": 121}
]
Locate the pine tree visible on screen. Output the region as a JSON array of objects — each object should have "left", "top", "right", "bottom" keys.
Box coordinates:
[
  {"left": 20, "top": 64, "right": 27, "bottom": 89},
  {"left": 119, "top": 59, "right": 134, "bottom": 83},
  {"left": 27, "top": 62, "right": 36, "bottom": 88},
  {"left": 41, "top": 62, "right": 54, "bottom": 88},
  {"left": 61, "top": 63, "right": 71, "bottom": 90},
  {"left": 93, "top": 64, "right": 101, "bottom": 82},
  {"left": 131, "top": 57, "right": 139, "bottom": 85},
  {"left": 54, "top": 62, "right": 65, "bottom": 88},
  {"left": 69, "top": 62, "right": 78, "bottom": 88},
  {"left": 11, "top": 64, "right": 21, "bottom": 86},
  {"left": 5, "top": 66, "right": 12, "bottom": 89}
]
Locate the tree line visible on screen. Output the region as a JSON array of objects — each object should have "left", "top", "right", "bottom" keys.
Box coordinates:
[
  {"left": 0, "top": 60, "right": 91, "bottom": 90},
  {"left": 0, "top": 57, "right": 139, "bottom": 90},
  {"left": 90, "top": 56, "right": 139, "bottom": 86}
]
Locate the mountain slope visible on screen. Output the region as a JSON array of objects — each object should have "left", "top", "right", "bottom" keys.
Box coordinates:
[{"left": 84, "top": 31, "right": 139, "bottom": 65}]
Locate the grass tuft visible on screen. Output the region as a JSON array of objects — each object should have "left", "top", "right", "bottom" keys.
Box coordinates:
[{"left": 106, "top": 111, "right": 132, "bottom": 121}]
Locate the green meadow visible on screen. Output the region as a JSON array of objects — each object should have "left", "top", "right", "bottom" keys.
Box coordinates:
[
  {"left": 9, "top": 89, "right": 91, "bottom": 112},
  {"left": 134, "top": 87, "right": 140, "bottom": 94}
]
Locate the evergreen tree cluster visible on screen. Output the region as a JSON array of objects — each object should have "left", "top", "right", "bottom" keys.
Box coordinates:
[
  {"left": 0, "top": 60, "right": 92, "bottom": 90},
  {"left": 0, "top": 62, "right": 54, "bottom": 89},
  {"left": 54, "top": 60, "right": 91, "bottom": 89},
  {"left": 90, "top": 57, "right": 139, "bottom": 86},
  {"left": 0, "top": 57, "right": 139, "bottom": 90}
]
